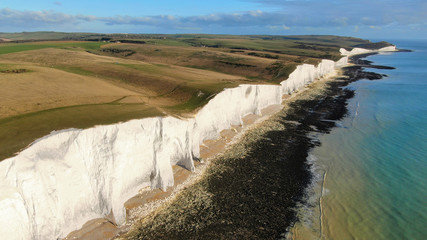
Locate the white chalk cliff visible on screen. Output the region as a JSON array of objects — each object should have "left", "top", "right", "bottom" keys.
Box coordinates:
[
  {"left": 339, "top": 45, "right": 397, "bottom": 56},
  {"left": 0, "top": 46, "right": 396, "bottom": 239}
]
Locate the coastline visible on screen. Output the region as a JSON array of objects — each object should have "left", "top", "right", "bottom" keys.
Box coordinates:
[
  {"left": 65, "top": 62, "right": 345, "bottom": 239},
  {"left": 1, "top": 58, "right": 339, "bottom": 240},
  {"left": 64, "top": 103, "right": 285, "bottom": 239},
  {"left": 287, "top": 53, "right": 400, "bottom": 240},
  {"left": 0, "top": 45, "right": 398, "bottom": 239},
  {"left": 121, "top": 53, "right": 397, "bottom": 239},
  {"left": 121, "top": 71, "right": 348, "bottom": 239},
  {"left": 62, "top": 66, "right": 341, "bottom": 239}
]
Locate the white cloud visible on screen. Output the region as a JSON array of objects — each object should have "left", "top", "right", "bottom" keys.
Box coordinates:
[
  {"left": 354, "top": 25, "right": 359, "bottom": 32},
  {"left": 333, "top": 17, "right": 348, "bottom": 26},
  {"left": 1, "top": 3, "right": 426, "bottom": 36},
  {"left": 282, "top": 25, "right": 290, "bottom": 30},
  {"left": 369, "top": 25, "right": 381, "bottom": 29},
  {"left": 0, "top": 8, "right": 83, "bottom": 26},
  {"left": 249, "top": 10, "right": 263, "bottom": 17}
]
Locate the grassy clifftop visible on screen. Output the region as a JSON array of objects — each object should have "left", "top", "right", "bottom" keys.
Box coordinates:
[{"left": 0, "top": 33, "right": 390, "bottom": 160}]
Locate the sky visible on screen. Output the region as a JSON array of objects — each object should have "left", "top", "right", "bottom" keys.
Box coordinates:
[{"left": 1, "top": 0, "right": 426, "bottom": 39}]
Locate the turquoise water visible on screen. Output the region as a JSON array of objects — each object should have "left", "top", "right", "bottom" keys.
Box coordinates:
[{"left": 291, "top": 40, "right": 427, "bottom": 240}]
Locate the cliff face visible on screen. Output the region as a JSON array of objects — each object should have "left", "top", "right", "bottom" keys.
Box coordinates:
[
  {"left": 0, "top": 46, "right": 395, "bottom": 239},
  {"left": 340, "top": 46, "right": 397, "bottom": 56},
  {"left": 280, "top": 59, "right": 336, "bottom": 94}
]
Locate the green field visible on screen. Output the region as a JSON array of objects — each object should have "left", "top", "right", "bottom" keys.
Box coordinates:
[
  {"left": 0, "top": 102, "right": 163, "bottom": 160},
  {"left": 0, "top": 31, "right": 104, "bottom": 40},
  {"left": 0, "top": 41, "right": 107, "bottom": 55}
]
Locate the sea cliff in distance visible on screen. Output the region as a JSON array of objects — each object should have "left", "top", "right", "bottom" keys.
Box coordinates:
[{"left": 0, "top": 32, "right": 396, "bottom": 239}]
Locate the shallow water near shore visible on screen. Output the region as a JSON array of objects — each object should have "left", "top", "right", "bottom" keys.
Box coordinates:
[{"left": 290, "top": 40, "right": 427, "bottom": 239}]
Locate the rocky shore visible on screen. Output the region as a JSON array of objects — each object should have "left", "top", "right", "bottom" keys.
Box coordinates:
[{"left": 121, "top": 54, "right": 391, "bottom": 240}]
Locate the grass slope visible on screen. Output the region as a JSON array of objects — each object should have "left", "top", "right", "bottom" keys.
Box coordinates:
[{"left": 0, "top": 103, "right": 163, "bottom": 161}]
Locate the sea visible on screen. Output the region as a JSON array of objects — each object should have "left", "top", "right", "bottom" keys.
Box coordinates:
[{"left": 289, "top": 39, "right": 427, "bottom": 240}]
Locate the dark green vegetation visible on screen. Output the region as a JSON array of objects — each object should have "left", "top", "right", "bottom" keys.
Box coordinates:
[
  {"left": 0, "top": 68, "right": 30, "bottom": 73},
  {"left": 352, "top": 41, "right": 392, "bottom": 50},
  {"left": 100, "top": 48, "right": 136, "bottom": 57},
  {"left": 0, "top": 31, "right": 98, "bottom": 41},
  {"left": 0, "top": 41, "right": 107, "bottom": 55}
]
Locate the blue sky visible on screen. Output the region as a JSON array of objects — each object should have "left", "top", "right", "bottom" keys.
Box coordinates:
[{"left": 1, "top": 0, "right": 426, "bottom": 39}]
